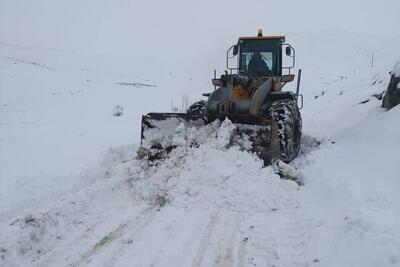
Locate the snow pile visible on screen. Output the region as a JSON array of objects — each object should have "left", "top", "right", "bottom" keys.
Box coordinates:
[
  {"left": 140, "top": 117, "right": 208, "bottom": 150},
  {"left": 133, "top": 119, "right": 297, "bottom": 212}
]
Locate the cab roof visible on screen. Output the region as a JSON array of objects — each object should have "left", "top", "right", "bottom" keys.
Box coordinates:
[{"left": 238, "top": 35, "right": 286, "bottom": 42}]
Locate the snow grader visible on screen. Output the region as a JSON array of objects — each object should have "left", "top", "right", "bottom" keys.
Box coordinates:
[{"left": 140, "top": 30, "right": 303, "bottom": 165}]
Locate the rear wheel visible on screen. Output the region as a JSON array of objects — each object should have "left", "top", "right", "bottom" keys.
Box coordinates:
[
  {"left": 261, "top": 99, "right": 302, "bottom": 163},
  {"left": 187, "top": 100, "right": 206, "bottom": 114}
]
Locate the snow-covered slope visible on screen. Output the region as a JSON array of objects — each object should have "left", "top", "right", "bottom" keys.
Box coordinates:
[
  {"left": 0, "top": 41, "right": 207, "bottom": 220},
  {"left": 1, "top": 29, "right": 400, "bottom": 266},
  {"left": 0, "top": 43, "right": 151, "bottom": 220}
]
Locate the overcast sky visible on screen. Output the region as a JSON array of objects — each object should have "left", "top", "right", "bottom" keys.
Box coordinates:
[{"left": 1, "top": 0, "right": 399, "bottom": 56}]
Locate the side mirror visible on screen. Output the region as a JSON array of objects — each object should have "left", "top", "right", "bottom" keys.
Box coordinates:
[
  {"left": 281, "top": 74, "right": 295, "bottom": 83},
  {"left": 285, "top": 46, "right": 291, "bottom": 56},
  {"left": 282, "top": 43, "right": 295, "bottom": 69},
  {"left": 233, "top": 45, "right": 238, "bottom": 56},
  {"left": 227, "top": 45, "right": 238, "bottom": 69}
]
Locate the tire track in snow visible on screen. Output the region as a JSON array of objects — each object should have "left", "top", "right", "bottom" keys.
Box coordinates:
[
  {"left": 105, "top": 208, "right": 185, "bottom": 267},
  {"left": 192, "top": 210, "right": 220, "bottom": 267},
  {"left": 35, "top": 208, "right": 136, "bottom": 267},
  {"left": 147, "top": 222, "right": 182, "bottom": 267},
  {"left": 192, "top": 211, "right": 242, "bottom": 267},
  {"left": 146, "top": 209, "right": 202, "bottom": 267},
  {"left": 214, "top": 214, "right": 241, "bottom": 267},
  {"left": 101, "top": 208, "right": 223, "bottom": 267},
  {"left": 37, "top": 205, "right": 157, "bottom": 267},
  {"left": 242, "top": 195, "right": 310, "bottom": 267},
  {"left": 235, "top": 229, "right": 248, "bottom": 267},
  {"left": 74, "top": 205, "right": 158, "bottom": 267},
  {"left": 275, "top": 201, "right": 309, "bottom": 266}
]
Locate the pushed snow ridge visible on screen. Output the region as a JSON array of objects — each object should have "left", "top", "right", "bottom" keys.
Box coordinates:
[{"left": 134, "top": 119, "right": 297, "bottom": 212}]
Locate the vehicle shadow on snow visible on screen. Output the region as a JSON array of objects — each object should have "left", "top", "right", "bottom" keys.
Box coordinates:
[{"left": 298, "top": 134, "right": 323, "bottom": 156}]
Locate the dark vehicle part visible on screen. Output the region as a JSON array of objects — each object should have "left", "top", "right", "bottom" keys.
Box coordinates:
[
  {"left": 187, "top": 100, "right": 206, "bottom": 114},
  {"left": 266, "top": 100, "right": 301, "bottom": 162},
  {"left": 382, "top": 76, "right": 400, "bottom": 110}
]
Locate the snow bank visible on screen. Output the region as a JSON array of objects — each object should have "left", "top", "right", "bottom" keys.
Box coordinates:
[
  {"left": 134, "top": 119, "right": 297, "bottom": 211},
  {"left": 292, "top": 106, "right": 400, "bottom": 266}
]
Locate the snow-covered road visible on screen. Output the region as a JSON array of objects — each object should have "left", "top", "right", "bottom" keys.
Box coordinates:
[
  {"left": 2, "top": 115, "right": 400, "bottom": 266},
  {"left": 1, "top": 31, "right": 400, "bottom": 266},
  {"left": 0, "top": 129, "right": 315, "bottom": 267}
]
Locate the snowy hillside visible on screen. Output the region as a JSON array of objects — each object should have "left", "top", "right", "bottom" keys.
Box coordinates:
[
  {"left": 1, "top": 30, "right": 400, "bottom": 266},
  {"left": 2, "top": 0, "right": 400, "bottom": 263}
]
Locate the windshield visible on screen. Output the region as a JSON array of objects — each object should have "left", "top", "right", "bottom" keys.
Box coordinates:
[{"left": 238, "top": 39, "right": 281, "bottom": 77}]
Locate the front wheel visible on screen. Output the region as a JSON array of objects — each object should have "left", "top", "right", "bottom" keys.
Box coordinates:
[{"left": 265, "top": 100, "right": 302, "bottom": 163}]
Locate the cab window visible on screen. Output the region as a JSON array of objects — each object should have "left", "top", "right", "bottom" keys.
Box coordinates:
[{"left": 238, "top": 39, "right": 281, "bottom": 76}]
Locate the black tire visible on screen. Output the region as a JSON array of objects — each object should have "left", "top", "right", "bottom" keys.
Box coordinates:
[
  {"left": 382, "top": 76, "right": 400, "bottom": 109},
  {"left": 264, "top": 99, "right": 302, "bottom": 163},
  {"left": 187, "top": 100, "right": 206, "bottom": 114},
  {"left": 382, "top": 91, "right": 392, "bottom": 109}
]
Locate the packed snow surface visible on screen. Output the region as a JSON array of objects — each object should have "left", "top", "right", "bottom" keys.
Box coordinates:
[{"left": 1, "top": 30, "right": 400, "bottom": 267}]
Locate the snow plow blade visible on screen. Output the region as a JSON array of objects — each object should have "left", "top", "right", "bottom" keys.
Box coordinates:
[{"left": 140, "top": 112, "right": 280, "bottom": 165}]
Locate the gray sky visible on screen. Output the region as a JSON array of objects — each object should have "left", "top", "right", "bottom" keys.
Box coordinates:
[{"left": 1, "top": 0, "right": 399, "bottom": 56}]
